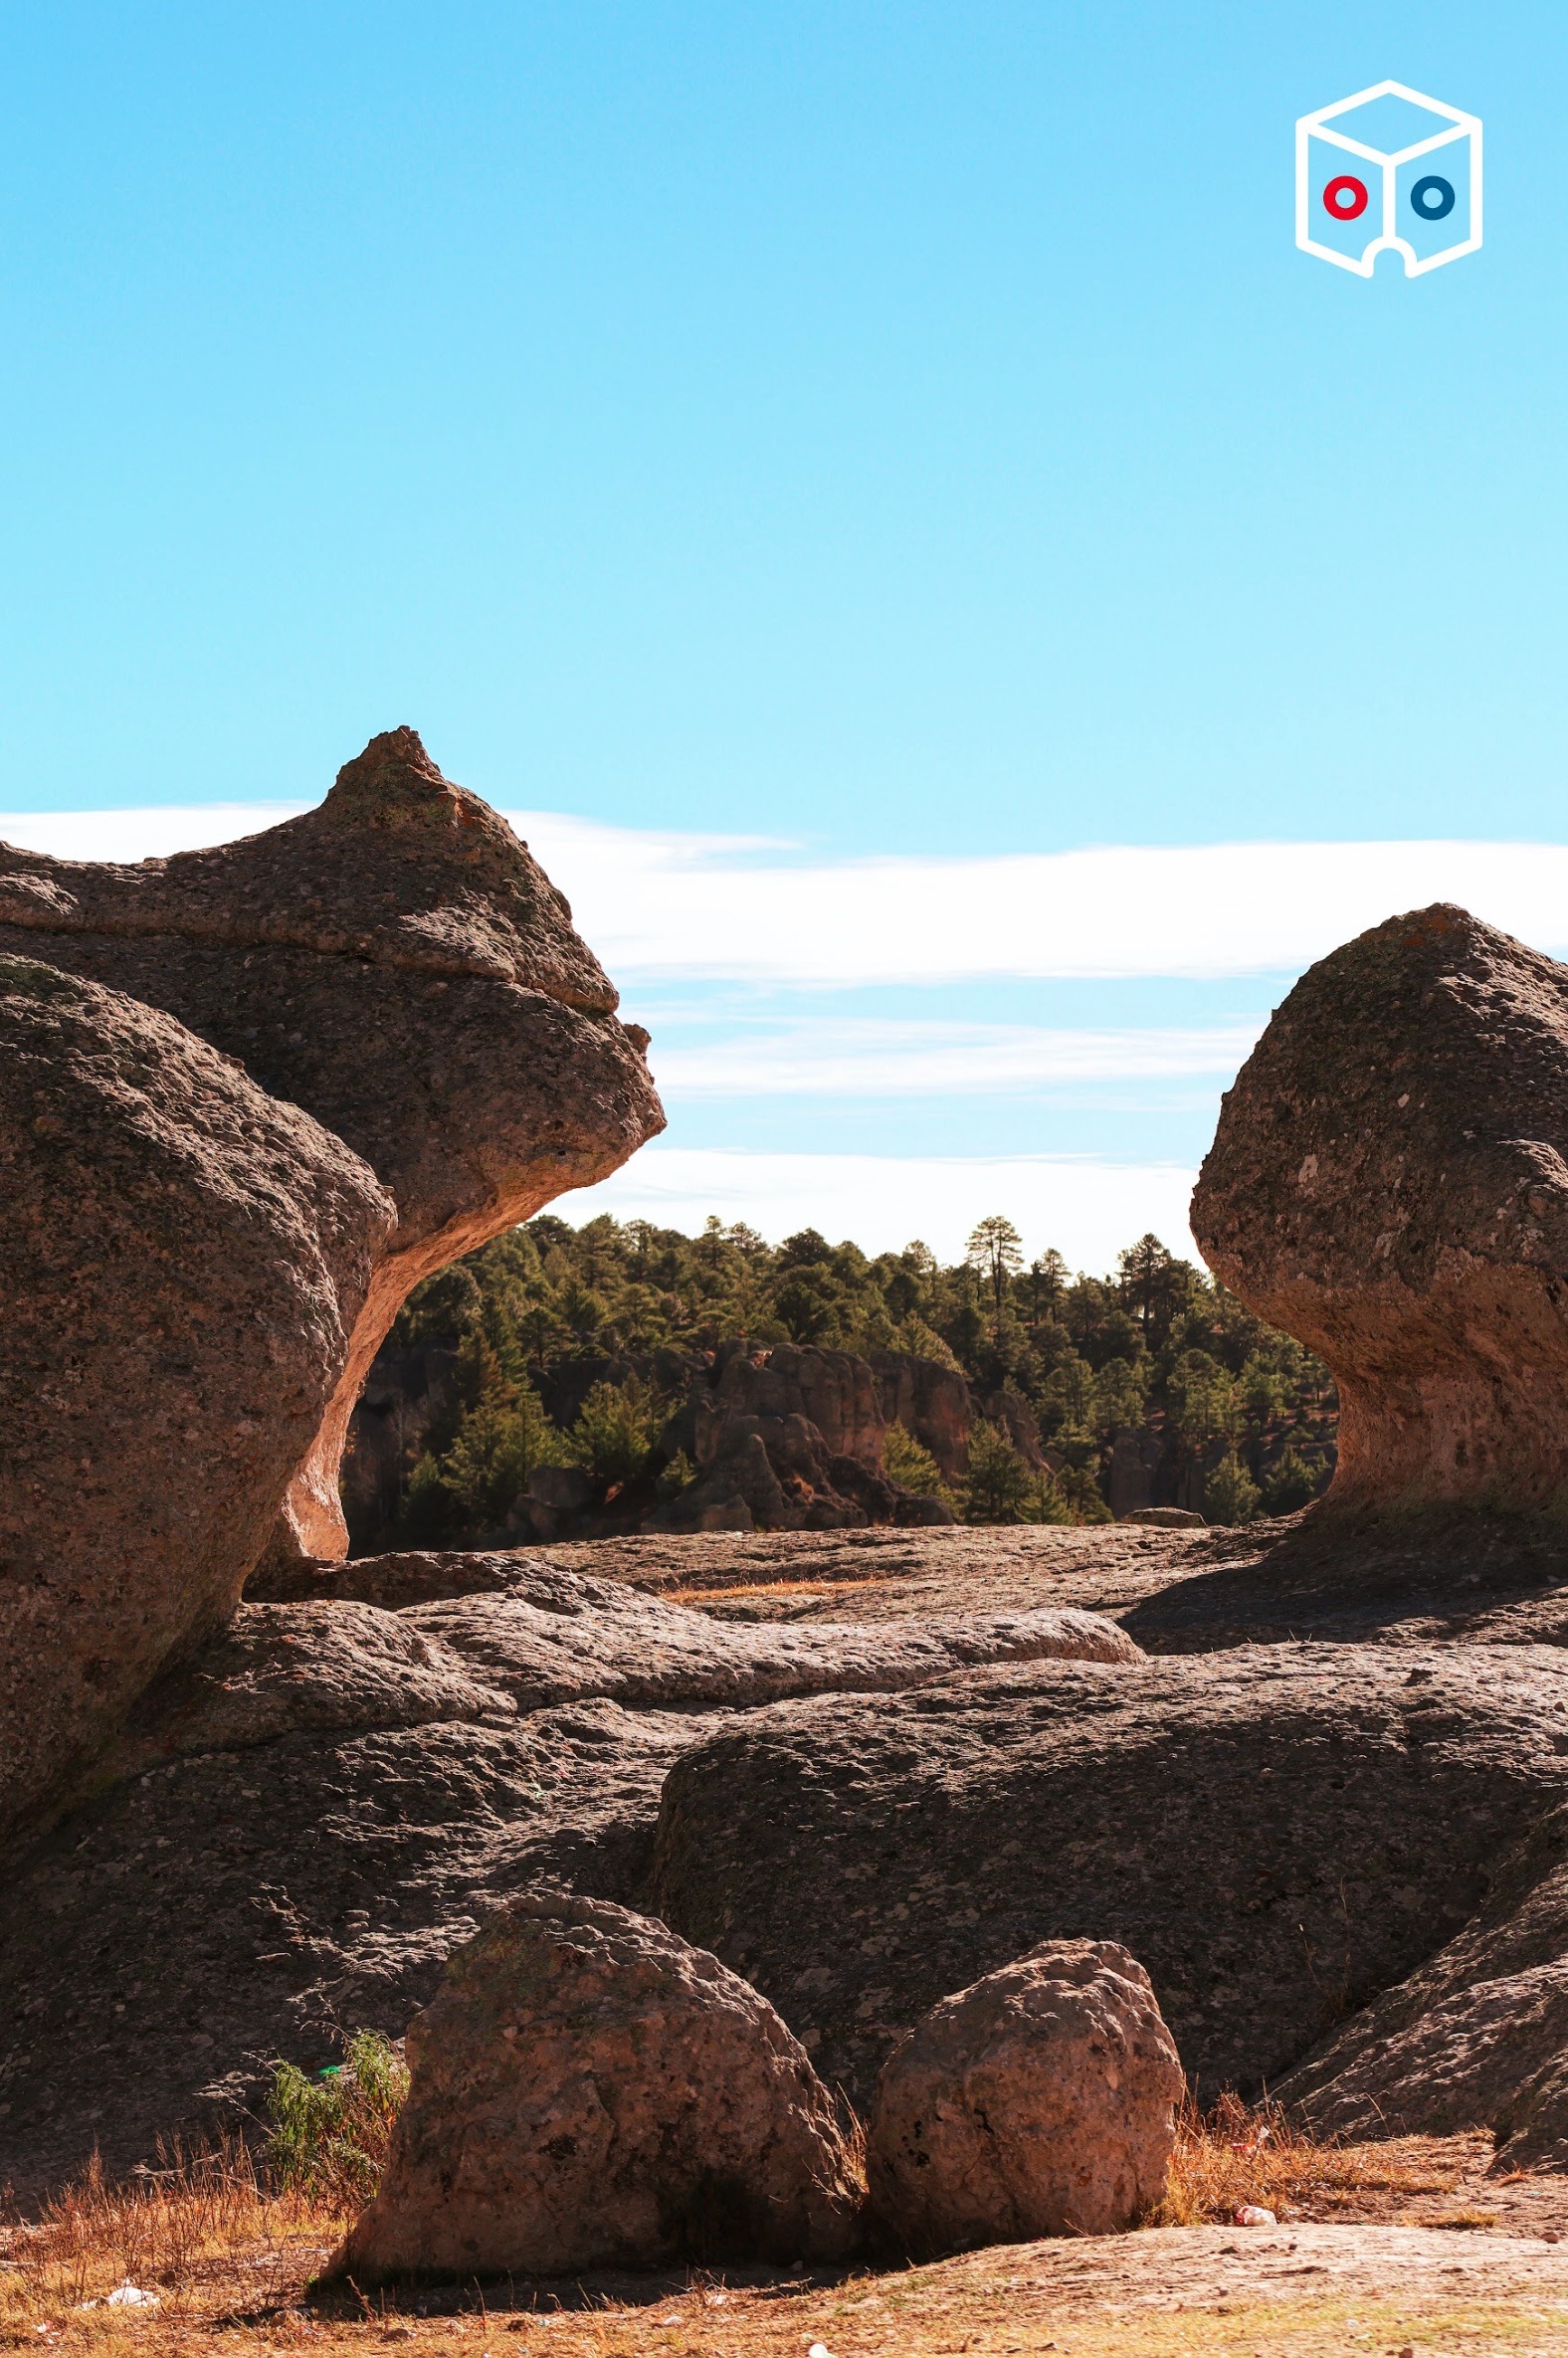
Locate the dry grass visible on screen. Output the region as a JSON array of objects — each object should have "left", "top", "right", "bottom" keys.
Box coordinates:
[
  {"left": 0, "top": 2136, "right": 347, "bottom": 2338},
  {"left": 1153, "top": 2091, "right": 1463, "bottom": 2227},
  {"left": 0, "top": 2107, "right": 1559, "bottom": 2358}
]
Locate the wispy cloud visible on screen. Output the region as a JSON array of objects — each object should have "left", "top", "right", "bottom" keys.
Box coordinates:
[
  {"left": 647, "top": 1018, "right": 1265, "bottom": 1097},
  {"left": 577, "top": 1145, "right": 1203, "bottom": 1269},
  {"left": 8, "top": 800, "right": 1567, "bottom": 984}
]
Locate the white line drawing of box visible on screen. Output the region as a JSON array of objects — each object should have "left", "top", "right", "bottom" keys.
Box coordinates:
[{"left": 1295, "top": 80, "right": 1482, "bottom": 277}]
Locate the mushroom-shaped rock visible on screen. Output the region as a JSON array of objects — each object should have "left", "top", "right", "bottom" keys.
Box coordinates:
[
  {"left": 338, "top": 1892, "right": 864, "bottom": 2282},
  {"left": 0, "top": 730, "right": 664, "bottom": 1560},
  {"left": 0, "top": 954, "right": 392, "bottom": 1844},
  {"left": 1192, "top": 904, "right": 1568, "bottom": 1517},
  {"left": 867, "top": 1938, "right": 1182, "bottom": 2252}
]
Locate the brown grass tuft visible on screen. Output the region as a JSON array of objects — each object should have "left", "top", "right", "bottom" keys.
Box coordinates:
[{"left": 1152, "top": 2089, "right": 1463, "bottom": 2226}]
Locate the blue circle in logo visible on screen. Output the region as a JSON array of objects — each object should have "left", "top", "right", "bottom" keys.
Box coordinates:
[{"left": 1411, "top": 175, "right": 1457, "bottom": 221}]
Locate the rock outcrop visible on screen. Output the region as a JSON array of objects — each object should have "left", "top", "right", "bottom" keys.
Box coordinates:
[
  {"left": 868, "top": 1940, "right": 1182, "bottom": 2251},
  {"left": 0, "top": 1549, "right": 1140, "bottom": 2199},
  {"left": 0, "top": 954, "right": 392, "bottom": 1845},
  {"left": 648, "top": 1647, "right": 1568, "bottom": 2106},
  {"left": 871, "top": 1352, "right": 973, "bottom": 1481},
  {"left": 338, "top": 1893, "right": 863, "bottom": 2280},
  {"left": 1278, "top": 1800, "right": 1568, "bottom": 2168},
  {"left": 0, "top": 728, "right": 664, "bottom": 1561},
  {"left": 1192, "top": 904, "right": 1568, "bottom": 1517}
]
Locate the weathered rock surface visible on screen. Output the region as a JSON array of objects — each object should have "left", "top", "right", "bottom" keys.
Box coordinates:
[
  {"left": 871, "top": 1352, "right": 973, "bottom": 1481},
  {"left": 1193, "top": 903, "right": 1568, "bottom": 1517},
  {"left": 0, "top": 953, "right": 392, "bottom": 1845},
  {"left": 1278, "top": 1801, "right": 1568, "bottom": 2168},
  {"left": 340, "top": 1893, "right": 863, "bottom": 2280},
  {"left": 0, "top": 728, "right": 663, "bottom": 1561},
  {"left": 0, "top": 1556, "right": 1135, "bottom": 2200},
  {"left": 648, "top": 1647, "right": 1568, "bottom": 2106},
  {"left": 868, "top": 1940, "right": 1183, "bottom": 2251}
]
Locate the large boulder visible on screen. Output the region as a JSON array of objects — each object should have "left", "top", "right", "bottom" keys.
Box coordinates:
[
  {"left": 1192, "top": 904, "right": 1568, "bottom": 1517},
  {"left": 0, "top": 728, "right": 664, "bottom": 1561},
  {"left": 0, "top": 1554, "right": 1136, "bottom": 2200},
  {"left": 648, "top": 1648, "right": 1568, "bottom": 2105},
  {"left": 0, "top": 953, "right": 392, "bottom": 1844},
  {"left": 338, "top": 1893, "right": 863, "bottom": 2280},
  {"left": 868, "top": 1939, "right": 1183, "bottom": 2251}
]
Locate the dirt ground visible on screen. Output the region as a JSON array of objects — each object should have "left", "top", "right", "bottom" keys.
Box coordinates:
[{"left": 10, "top": 2213, "right": 1568, "bottom": 2358}]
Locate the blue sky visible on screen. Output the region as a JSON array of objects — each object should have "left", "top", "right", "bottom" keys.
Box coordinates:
[{"left": 3, "top": 3, "right": 1563, "bottom": 1269}]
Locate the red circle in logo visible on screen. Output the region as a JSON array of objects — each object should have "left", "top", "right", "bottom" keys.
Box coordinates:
[{"left": 1323, "top": 174, "right": 1369, "bottom": 220}]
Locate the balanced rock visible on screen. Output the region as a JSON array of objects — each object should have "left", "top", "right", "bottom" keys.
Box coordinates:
[
  {"left": 338, "top": 1893, "right": 863, "bottom": 2281},
  {"left": 1193, "top": 904, "right": 1568, "bottom": 1515},
  {"left": 868, "top": 1939, "right": 1182, "bottom": 2251},
  {"left": 0, "top": 728, "right": 663, "bottom": 1560},
  {"left": 0, "top": 954, "right": 392, "bottom": 1843}
]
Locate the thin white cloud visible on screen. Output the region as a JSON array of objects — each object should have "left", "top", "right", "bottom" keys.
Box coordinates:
[
  {"left": 6, "top": 801, "right": 1568, "bottom": 984},
  {"left": 570, "top": 1145, "right": 1202, "bottom": 1271},
  {"left": 647, "top": 1019, "right": 1265, "bottom": 1097}
]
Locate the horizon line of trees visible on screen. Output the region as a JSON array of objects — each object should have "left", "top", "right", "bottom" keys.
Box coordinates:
[{"left": 357, "top": 1210, "right": 1337, "bottom": 1543}]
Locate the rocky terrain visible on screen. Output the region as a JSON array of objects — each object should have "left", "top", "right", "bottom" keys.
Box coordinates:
[{"left": 11, "top": 890, "right": 1568, "bottom": 2295}]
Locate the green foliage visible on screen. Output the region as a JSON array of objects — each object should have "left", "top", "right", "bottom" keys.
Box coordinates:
[
  {"left": 1053, "top": 1462, "right": 1115, "bottom": 1524},
  {"left": 1205, "top": 1452, "right": 1262, "bottom": 1526},
  {"left": 365, "top": 1211, "right": 1338, "bottom": 1544},
  {"left": 263, "top": 2029, "right": 409, "bottom": 2205},
  {"left": 962, "top": 1418, "right": 1039, "bottom": 1525},
  {"left": 1261, "top": 1447, "right": 1321, "bottom": 1515},
  {"left": 563, "top": 1377, "right": 669, "bottom": 1486},
  {"left": 882, "top": 1422, "right": 952, "bottom": 1501},
  {"left": 1168, "top": 1349, "right": 1239, "bottom": 1452}
]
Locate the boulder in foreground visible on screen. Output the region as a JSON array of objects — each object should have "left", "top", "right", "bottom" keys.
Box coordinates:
[
  {"left": 0, "top": 953, "right": 391, "bottom": 1845},
  {"left": 0, "top": 727, "right": 664, "bottom": 1564},
  {"left": 338, "top": 1893, "right": 863, "bottom": 2282},
  {"left": 868, "top": 1939, "right": 1182, "bottom": 2252}
]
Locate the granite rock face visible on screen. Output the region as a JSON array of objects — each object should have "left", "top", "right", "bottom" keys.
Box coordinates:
[
  {"left": 1193, "top": 904, "right": 1568, "bottom": 1516},
  {"left": 1278, "top": 1801, "right": 1568, "bottom": 2168},
  {"left": 0, "top": 1553, "right": 1138, "bottom": 2201},
  {"left": 0, "top": 953, "right": 392, "bottom": 1844},
  {"left": 868, "top": 1939, "right": 1182, "bottom": 2251},
  {"left": 339, "top": 1893, "right": 863, "bottom": 2280},
  {"left": 0, "top": 729, "right": 664, "bottom": 1560},
  {"left": 649, "top": 1647, "right": 1568, "bottom": 2105}
]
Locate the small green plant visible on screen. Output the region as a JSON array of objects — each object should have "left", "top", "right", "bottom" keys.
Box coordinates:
[
  {"left": 262, "top": 2029, "right": 409, "bottom": 2205},
  {"left": 1205, "top": 1451, "right": 1262, "bottom": 1525}
]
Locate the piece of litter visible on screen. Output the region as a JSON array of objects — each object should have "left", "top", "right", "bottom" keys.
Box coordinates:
[
  {"left": 807, "top": 2344, "right": 836, "bottom": 2358},
  {"left": 106, "top": 2282, "right": 160, "bottom": 2307},
  {"left": 658, "top": 2320, "right": 685, "bottom": 2329},
  {"left": 1234, "top": 2205, "right": 1276, "bottom": 2228}
]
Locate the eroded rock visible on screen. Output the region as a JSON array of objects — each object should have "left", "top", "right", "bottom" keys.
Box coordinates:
[
  {"left": 338, "top": 1893, "right": 863, "bottom": 2279},
  {"left": 648, "top": 1647, "right": 1568, "bottom": 2104},
  {"left": 1192, "top": 903, "right": 1568, "bottom": 1516},
  {"left": 0, "top": 728, "right": 663, "bottom": 1560},
  {"left": 868, "top": 1939, "right": 1182, "bottom": 2251},
  {"left": 0, "top": 953, "right": 392, "bottom": 1844}
]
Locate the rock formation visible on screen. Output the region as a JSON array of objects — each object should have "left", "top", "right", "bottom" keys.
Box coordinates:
[
  {"left": 648, "top": 1646, "right": 1568, "bottom": 2105},
  {"left": 0, "top": 728, "right": 664, "bottom": 1562},
  {"left": 1192, "top": 903, "right": 1568, "bottom": 1517},
  {"left": 0, "top": 1547, "right": 1141, "bottom": 2199},
  {"left": 868, "top": 1939, "right": 1183, "bottom": 2250},
  {"left": 0, "top": 954, "right": 392, "bottom": 1844},
  {"left": 338, "top": 1893, "right": 863, "bottom": 2280}
]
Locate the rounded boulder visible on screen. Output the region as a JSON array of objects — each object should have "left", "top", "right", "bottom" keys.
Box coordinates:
[
  {"left": 339, "top": 1892, "right": 864, "bottom": 2281},
  {"left": 867, "top": 1938, "right": 1183, "bottom": 2252}
]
